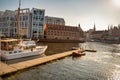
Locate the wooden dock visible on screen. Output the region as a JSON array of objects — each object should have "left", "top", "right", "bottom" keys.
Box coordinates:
[
  {"left": 0, "top": 49, "right": 79, "bottom": 76},
  {"left": 0, "top": 77, "right": 2, "bottom": 80}
]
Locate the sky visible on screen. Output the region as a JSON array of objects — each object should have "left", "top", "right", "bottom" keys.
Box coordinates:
[{"left": 0, "top": 0, "right": 120, "bottom": 31}]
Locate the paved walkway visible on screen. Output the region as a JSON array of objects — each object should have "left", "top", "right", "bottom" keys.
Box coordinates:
[{"left": 0, "top": 50, "right": 79, "bottom": 76}]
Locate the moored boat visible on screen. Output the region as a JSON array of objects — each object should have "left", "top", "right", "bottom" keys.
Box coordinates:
[
  {"left": 72, "top": 51, "right": 85, "bottom": 56},
  {"left": 0, "top": 39, "right": 47, "bottom": 60}
]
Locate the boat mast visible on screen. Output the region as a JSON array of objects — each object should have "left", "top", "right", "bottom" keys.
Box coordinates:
[{"left": 17, "top": 0, "right": 21, "bottom": 38}]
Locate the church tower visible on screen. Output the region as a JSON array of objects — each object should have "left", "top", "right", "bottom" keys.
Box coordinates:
[
  {"left": 93, "top": 23, "right": 96, "bottom": 31},
  {"left": 78, "top": 23, "right": 84, "bottom": 37}
]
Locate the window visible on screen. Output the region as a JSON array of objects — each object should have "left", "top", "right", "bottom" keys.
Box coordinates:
[
  {"left": 33, "top": 22, "right": 35, "bottom": 26},
  {"left": 22, "top": 22, "right": 24, "bottom": 26},
  {"left": 39, "top": 23, "right": 43, "bottom": 26},
  {"left": 34, "top": 10, "right": 37, "bottom": 14},
  {"left": 39, "top": 11, "right": 42, "bottom": 15},
  {"left": 10, "top": 23, "right": 12, "bottom": 26},
  {"left": 40, "top": 18, "right": 44, "bottom": 21},
  {"left": 26, "top": 16, "right": 28, "bottom": 20},
  {"left": 25, "top": 22, "right": 27, "bottom": 27},
  {"left": 36, "top": 23, "right": 38, "bottom": 26},
  {"left": 14, "top": 51, "right": 17, "bottom": 53},
  {"left": 33, "top": 16, "right": 35, "bottom": 20},
  {"left": 19, "top": 51, "right": 22, "bottom": 52},
  {"left": 10, "top": 17, "right": 13, "bottom": 20},
  {"left": 36, "top": 16, "right": 38, "bottom": 20},
  {"left": 23, "top": 16, "right": 25, "bottom": 21},
  {"left": 15, "top": 28, "right": 17, "bottom": 32},
  {"left": 33, "top": 30, "right": 37, "bottom": 33},
  {"left": 9, "top": 52, "right": 12, "bottom": 54},
  {"left": 7, "top": 17, "right": 9, "bottom": 20}
]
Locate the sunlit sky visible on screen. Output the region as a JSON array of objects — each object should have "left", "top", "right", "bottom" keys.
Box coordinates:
[{"left": 0, "top": 0, "right": 120, "bottom": 31}]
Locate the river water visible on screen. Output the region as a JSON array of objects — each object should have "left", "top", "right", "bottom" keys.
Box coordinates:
[{"left": 2, "top": 42, "right": 120, "bottom": 80}]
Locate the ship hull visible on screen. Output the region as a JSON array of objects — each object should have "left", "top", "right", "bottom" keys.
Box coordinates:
[{"left": 1, "top": 46, "right": 47, "bottom": 60}]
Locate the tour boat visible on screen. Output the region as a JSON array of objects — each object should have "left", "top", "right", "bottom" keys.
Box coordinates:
[{"left": 0, "top": 39, "right": 47, "bottom": 60}]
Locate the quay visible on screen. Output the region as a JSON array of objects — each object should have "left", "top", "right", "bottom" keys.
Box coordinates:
[{"left": 0, "top": 49, "right": 80, "bottom": 77}]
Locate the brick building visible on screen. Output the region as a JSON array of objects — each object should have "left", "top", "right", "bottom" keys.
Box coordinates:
[{"left": 44, "top": 24, "right": 83, "bottom": 40}]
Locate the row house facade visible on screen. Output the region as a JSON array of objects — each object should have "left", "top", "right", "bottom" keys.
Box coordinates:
[
  {"left": 0, "top": 8, "right": 45, "bottom": 39},
  {"left": 44, "top": 24, "right": 83, "bottom": 40}
]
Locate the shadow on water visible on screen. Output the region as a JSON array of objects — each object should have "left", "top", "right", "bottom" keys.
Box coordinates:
[{"left": 43, "top": 43, "right": 80, "bottom": 56}]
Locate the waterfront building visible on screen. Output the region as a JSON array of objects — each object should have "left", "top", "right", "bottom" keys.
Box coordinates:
[
  {"left": 31, "top": 8, "right": 45, "bottom": 39},
  {"left": 44, "top": 24, "right": 83, "bottom": 40},
  {"left": 0, "top": 8, "right": 45, "bottom": 39},
  {"left": 86, "top": 26, "right": 95, "bottom": 41},
  {"left": 0, "top": 10, "right": 15, "bottom": 37},
  {"left": 86, "top": 24, "right": 109, "bottom": 41},
  {"left": 108, "top": 25, "right": 120, "bottom": 41},
  {"left": 14, "top": 8, "right": 31, "bottom": 38},
  {"left": 45, "top": 16, "right": 65, "bottom": 25},
  {"left": 90, "top": 30, "right": 108, "bottom": 41}
]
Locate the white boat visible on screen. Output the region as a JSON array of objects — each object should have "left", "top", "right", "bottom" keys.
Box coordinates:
[{"left": 0, "top": 39, "right": 47, "bottom": 60}]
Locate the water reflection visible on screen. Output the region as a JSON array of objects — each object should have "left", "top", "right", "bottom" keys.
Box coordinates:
[
  {"left": 44, "top": 43, "right": 79, "bottom": 55},
  {"left": 72, "top": 56, "right": 83, "bottom": 60}
]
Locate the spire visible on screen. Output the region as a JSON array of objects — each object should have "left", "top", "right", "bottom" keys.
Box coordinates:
[
  {"left": 78, "top": 24, "right": 80, "bottom": 28},
  {"left": 108, "top": 25, "right": 109, "bottom": 31},
  {"left": 78, "top": 23, "right": 82, "bottom": 30}
]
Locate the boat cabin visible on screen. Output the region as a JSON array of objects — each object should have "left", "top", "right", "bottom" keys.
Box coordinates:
[{"left": 1, "top": 39, "right": 19, "bottom": 51}]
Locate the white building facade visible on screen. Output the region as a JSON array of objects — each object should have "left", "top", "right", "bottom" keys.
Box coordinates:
[
  {"left": 13, "top": 8, "right": 31, "bottom": 38},
  {"left": 31, "top": 8, "right": 45, "bottom": 39},
  {"left": 0, "top": 10, "right": 15, "bottom": 37},
  {"left": 0, "top": 8, "right": 45, "bottom": 39}
]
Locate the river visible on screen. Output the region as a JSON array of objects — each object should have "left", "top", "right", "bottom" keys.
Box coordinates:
[{"left": 2, "top": 42, "right": 120, "bottom": 80}]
